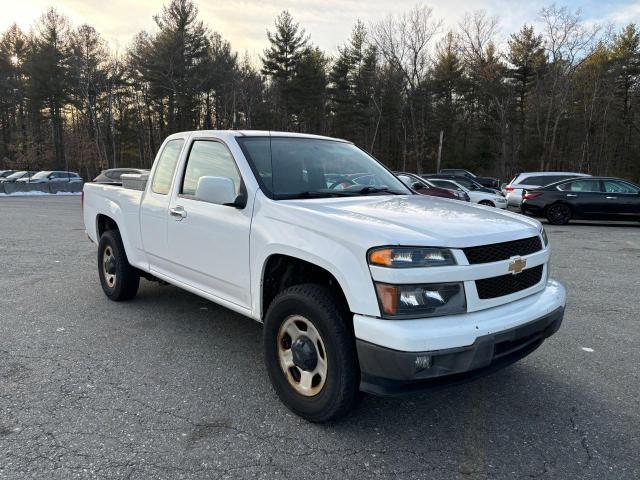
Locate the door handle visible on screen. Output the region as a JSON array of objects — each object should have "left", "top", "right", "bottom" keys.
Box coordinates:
[
  {"left": 169, "top": 206, "right": 187, "bottom": 220},
  {"left": 605, "top": 196, "right": 617, "bottom": 199},
  {"left": 566, "top": 194, "right": 577, "bottom": 197}
]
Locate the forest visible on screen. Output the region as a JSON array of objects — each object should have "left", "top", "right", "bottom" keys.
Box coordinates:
[{"left": 0, "top": 0, "right": 639, "bottom": 182}]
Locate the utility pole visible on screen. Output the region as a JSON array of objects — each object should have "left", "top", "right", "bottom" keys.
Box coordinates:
[{"left": 436, "top": 130, "right": 444, "bottom": 173}]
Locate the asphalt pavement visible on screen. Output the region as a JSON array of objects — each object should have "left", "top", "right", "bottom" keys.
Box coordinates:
[{"left": 0, "top": 196, "right": 638, "bottom": 479}]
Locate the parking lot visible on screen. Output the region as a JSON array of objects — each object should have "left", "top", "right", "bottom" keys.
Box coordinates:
[{"left": 0, "top": 195, "right": 638, "bottom": 479}]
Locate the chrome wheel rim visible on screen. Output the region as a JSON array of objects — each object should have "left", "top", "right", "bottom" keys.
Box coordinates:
[
  {"left": 277, "top": 315, "right": 328, "bottom": 397},
  {"left": 102, "top": 246, "right": 116, "bottom": 288}
]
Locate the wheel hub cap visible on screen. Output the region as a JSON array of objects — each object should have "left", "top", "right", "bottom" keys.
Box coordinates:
[
  {"left": 102, "top": 246, "right": 116, "bottom": 288},
  {"left": 291, "top": 336, "right": 318, "bottom": 371},
  {"left": 277, "top": 315, "right": 328, "bottom": 397}
]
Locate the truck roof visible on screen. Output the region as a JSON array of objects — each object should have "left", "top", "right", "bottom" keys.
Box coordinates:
[{"left": 166, "top": 130, "right": 350, "bottom": 143}]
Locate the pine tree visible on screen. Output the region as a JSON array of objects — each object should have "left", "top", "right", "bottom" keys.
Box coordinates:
[{"left": 261, "top": 10, "right": 308, "bottom": 128}]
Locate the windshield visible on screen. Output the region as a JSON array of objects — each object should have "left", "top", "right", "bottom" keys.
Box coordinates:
[
  {"left": 449, "top": 177, "right": 478, "bottom": 189},
  {"left": 30, "top": 171, "right": 51, "bottom": 180},
  {"left": 6, "top": 171, "right": 26, "bottom": 180},
  {"left": 236, "top": 137, "right": 410, "bottom": 199}
]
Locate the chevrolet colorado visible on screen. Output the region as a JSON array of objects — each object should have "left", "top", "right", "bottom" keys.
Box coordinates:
[{"left": 83, "top": 130, "right": 566, "bottom": 422}]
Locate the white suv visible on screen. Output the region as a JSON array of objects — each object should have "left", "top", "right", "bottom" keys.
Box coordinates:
[{"left": 504, "top": 172, "right": 590, "bottom": 208}]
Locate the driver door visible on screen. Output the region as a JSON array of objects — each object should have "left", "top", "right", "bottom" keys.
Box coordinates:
[{"left": 166, "top": 138, "right": 252, "bottom": 309}]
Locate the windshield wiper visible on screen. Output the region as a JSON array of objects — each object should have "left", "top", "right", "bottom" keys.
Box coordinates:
[
  {"left": 353, "top": 186, "right": 404, "bottom": 195},
  {"left": 281, "top": 191, "right": 357, "bottom": 199}
]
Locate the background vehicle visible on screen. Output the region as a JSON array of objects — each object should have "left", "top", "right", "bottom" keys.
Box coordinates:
[
  {"left": 0, "top": 170, "right": 16, "bottom": 179},
  {"left": 439, "top": 169, "right": 500, "bottom": 189},
  {"left": 0, "top": 171, "right": 35, "bottom": 183},
  {"left": 521, "top": 177, "right": 640, "bottom": 224},
  {"left": 424, "top": 173, "right": 502, "bottom": 195},
  {"left": 20, "top": 171, "right": 82, "bottom": 184},
  {"left": 83, "top": 130, "right": 565, "bottom": 422},
  {"left": 505, "top": 172, "right": 590, "bottom": 209},
  {"left": 396, "top": 172, "right": 469, "bottom": 201},
  {"left": 426, "top": 178, "right": 507, "bottom": 208},
  {"left": 93, "top": 168, "right": 149, "bottom": 184}
]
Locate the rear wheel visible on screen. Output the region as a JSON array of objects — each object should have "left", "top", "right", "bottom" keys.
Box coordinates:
[
  {"left": 546, "top": 203, "right": 572, "bottom": 225},
  {"left": 263, "top": 284, "right": 360, "bottom": 422},
  {"left": 479, "top": 200, "right": 495, "bottom": 207},
  {"left": 98, "top": 229, "right": 140, "bottom": 301}
]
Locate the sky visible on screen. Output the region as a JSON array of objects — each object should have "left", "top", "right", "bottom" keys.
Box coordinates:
[{"left": 2, "top": 0, "right": 640, "bottom": 58}]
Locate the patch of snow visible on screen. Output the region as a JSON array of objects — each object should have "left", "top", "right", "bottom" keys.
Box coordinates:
[
  {"left": 581, "top": 347, "right": 594, "bottom": 352},
  {"left": 0, "top": 191, "right": 81, "bottom": 197}
]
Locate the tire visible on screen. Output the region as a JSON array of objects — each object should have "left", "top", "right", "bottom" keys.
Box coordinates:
[
  {"left": 263, "top": 284, "right": 360, "bottom": 422},
  {"left": 546, "top": 203, "right": 572, "bottom": 225},
  {"left": 479, "top": 200, "right": 495, "bottom": 207},
  {"left": 98, "top": 229, "right": 140, "bottom": 301}
]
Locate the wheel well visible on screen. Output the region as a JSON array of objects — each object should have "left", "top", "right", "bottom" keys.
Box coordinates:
[
  {"left": 96, "top": 214, "right": 119, "bottom": 238},
  {"left": 262, "top": 255, "right": 350, "bottom": 319}
]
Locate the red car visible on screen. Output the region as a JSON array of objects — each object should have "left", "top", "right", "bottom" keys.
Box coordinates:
[{"left": 395, "top": 172, "right": 470, "bottom": 201}]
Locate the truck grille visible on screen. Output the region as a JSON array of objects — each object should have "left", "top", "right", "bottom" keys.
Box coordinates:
[
  {"left": 463, "top": 236, "right": 542, "bottom": 264},
  {"left": 475, "top": 265, "right": 543, "bottom": 299}
]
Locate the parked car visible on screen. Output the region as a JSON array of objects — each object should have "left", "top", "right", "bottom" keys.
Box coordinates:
[
  {"left": 93, "top": 168, "right": 149, "bottom": 184},
  {"left": 426, "top": 178, "right": 507, "bottom": 208},
  {"left": 0, "top": 170, "right": 16, "bottom": 179},
  {"left": 439, "top": 169, "right": 500, "bottom": 189},
  {"left": 423, "top": 173, "right": 502, "bottom": 195},
  {"left": 504, "top": 172, "right": 590, "bottom": 209},
  {"left": 396, "top": 172, "right": 469, "bottom": 201},
  {"left": 83, "top": 130, "right": 565, "bottom": 422},
  {"left": 0, "top": 171, "right": 35, "bottom": 183},
  {"left": 521, "top": 177, "right": 640, "bottom": 224},
  {"left": 20, "top": 171, "right": 83, "bottom": 183}
]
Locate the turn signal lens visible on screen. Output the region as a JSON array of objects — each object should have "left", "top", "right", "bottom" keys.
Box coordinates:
[
  {"left": 374, "top": 282, "right": 466, "bottom": 319},
  {"left": 375, "top": 283, "right": 399, "bottom": 315},
  {"left": 368, "top": 247, "right": 456, "bottom": 268}
]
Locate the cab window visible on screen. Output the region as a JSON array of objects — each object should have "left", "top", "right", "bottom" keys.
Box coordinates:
[
  {"left": 180, "top": 140, "right": 242, "bottom": 197},
  {"left": 151, "top": 139, "right": 184, "bottom": 195}
]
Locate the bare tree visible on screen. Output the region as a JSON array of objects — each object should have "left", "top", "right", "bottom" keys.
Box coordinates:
[
  {"left": 371, "top": 5, "right": 442, "bottom": 172},
  {"left": 536, "top": 5, "right": 599, "bottom": 170}
]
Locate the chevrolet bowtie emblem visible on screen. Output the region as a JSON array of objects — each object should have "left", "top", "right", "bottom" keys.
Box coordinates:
[{"left": 508, "top": 257, "right": 527, "bottom": 275}]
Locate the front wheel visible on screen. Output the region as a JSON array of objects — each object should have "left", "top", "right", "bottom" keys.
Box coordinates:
[
  {"left": 98, "top": 230, "right": 140, "bottom": 301},
  {"left": 546, "top": 203, "right": 572, "bottom": 225},
  {"left": 263, "top": 284, "right": 360, "bottom": 422}
]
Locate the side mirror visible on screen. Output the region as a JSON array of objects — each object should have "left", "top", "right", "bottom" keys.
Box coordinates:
[
  {"left": 412, "top": 182, "right": 424, "bottom": 190},
  {"left": 195, "top": 176, "right": 245, "bottom": 208}
]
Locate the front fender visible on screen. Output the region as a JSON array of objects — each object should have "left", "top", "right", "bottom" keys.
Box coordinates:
[{"left": 250, "top": 216, "right": 381, "bottom": 320}]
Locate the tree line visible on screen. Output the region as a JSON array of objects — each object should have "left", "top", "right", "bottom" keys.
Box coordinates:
[{"left": 0, "top": 0, "right": 638, "bottom": 182}]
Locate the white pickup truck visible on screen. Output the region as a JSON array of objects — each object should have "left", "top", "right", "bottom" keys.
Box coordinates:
[{"left": 83, "top": 130, "right": 566, "bottom": 422}]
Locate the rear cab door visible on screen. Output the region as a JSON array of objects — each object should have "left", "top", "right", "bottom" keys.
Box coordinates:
[{"left": 140, "top": 135, "right": 187, "bottom": 276}]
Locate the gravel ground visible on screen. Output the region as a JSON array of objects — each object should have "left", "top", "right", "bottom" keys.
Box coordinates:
[{"left": 0, "top": 195, "right": 638, "bottom": 479}]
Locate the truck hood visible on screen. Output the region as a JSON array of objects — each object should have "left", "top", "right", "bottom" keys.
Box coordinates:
[{"left": 278, "top": 194, "right": 541, "bottom": 248}]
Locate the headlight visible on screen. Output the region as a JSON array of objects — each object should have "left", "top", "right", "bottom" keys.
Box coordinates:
[
  {"left": 540, "top": 226, "right": 548, "bottom": 247},
  {"left": 375, "top": 282, "right": 466, "bottom": 319},
  {"left": 368, "top": 247, "right": 456, "bottom": 268}
]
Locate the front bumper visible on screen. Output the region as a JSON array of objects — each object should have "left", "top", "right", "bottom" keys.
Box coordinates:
[{"left": 354, "top": 280, "right": 566, "bottom": 395}]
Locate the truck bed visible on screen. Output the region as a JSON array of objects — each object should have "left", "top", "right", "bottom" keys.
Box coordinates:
[{"left": 83, "top": 182, "right": 148, "bottom": 270}]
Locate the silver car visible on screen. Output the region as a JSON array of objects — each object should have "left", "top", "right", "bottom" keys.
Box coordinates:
[
  {"left": 504, "top": 172, "right": 591, "bottom": 208},
  {"left": 19, "top": 171, "right": 83, "bottom": 184}
]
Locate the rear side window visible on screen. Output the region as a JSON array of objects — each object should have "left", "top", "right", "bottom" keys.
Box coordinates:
[
  {"left": 180, "top": 140, "right": 241, "bottom": 197},
  {"left": 151, "top": 139, "right": 184, "bottom": 195},
  {"left": 558, "top": 180, "right": 602, "bottom": 192}
]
